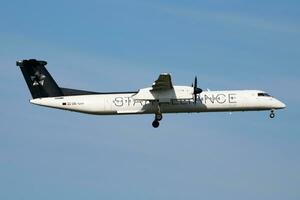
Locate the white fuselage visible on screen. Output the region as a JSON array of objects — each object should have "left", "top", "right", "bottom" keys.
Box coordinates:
[{"left": 30, "top": 90, "right": 286, "bottom": 115}]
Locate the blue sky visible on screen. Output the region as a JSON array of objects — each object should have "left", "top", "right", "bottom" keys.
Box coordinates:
[{"left": 0, "top": 0, "right": 299, "bottom": 199}]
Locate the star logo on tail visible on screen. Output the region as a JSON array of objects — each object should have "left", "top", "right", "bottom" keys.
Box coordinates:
[{"left": 31, "top": 71, "right": 46, "bottom": 86}]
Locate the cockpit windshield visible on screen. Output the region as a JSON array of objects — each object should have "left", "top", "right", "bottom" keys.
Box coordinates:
[{"left": 258, "top": 93, "right": 271, "bottom": 97}]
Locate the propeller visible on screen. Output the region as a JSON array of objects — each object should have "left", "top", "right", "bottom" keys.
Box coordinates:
[{"left": 193, "top": 76, "right": 202, "bottom": 104}]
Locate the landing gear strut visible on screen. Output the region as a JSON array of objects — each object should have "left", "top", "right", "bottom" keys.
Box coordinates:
[
  {"left": 270, "top": 110, "right": 275, "bottom": 118},
  {"left": 152, "top": 102, "right": 163, "bottom": 128}
]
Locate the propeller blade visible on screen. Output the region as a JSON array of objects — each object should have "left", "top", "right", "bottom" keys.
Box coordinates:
[
  {"left": 194, "top": 76, "right": 197, "bottom": 104},
  {"left": 193, "top": 76, "right": 202, "bottom": 104}
]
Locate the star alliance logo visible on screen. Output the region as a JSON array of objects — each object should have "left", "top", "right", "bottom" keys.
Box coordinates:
[{"left": 31, "top": 71, "right": 46, "bottom": 86}]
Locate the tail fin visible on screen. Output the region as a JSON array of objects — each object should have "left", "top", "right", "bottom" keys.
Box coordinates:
[{"left": 17, "top": 59, "right": 63, "bottom": 99}]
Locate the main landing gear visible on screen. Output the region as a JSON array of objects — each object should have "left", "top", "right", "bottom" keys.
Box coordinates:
[
  {"left": 152, "top": 102, "right": 163, "bottom": 128},
  {"left": 269, "top": 109, "right": 275, "bottom": 118},
  {"left": 152, "top": 113, "right": 163, "bottom": 128}
]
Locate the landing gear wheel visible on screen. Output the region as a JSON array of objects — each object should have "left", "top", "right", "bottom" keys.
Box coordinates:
[
  {"left": 152, "top": 120, "right": 159, "bottom": 128},
  {"left": 155, "top": 114, "right": 163, "bottom": 121},
  {"left": 270, "top": 110, "right": 275, "bottom": 119}
]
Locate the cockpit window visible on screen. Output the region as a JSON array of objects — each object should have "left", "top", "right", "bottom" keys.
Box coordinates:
[{"left": 258, "top": 93, "right": 271, "bottom": 97}]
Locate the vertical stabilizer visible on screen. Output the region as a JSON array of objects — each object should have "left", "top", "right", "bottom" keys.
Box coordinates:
[{"left": 17, "top": 59, "right": 63, "bottom": 99}]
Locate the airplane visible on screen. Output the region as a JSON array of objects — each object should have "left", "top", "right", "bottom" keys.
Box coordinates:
[{"left": 17, "top": 59, "right": 286, "bottom": 128}]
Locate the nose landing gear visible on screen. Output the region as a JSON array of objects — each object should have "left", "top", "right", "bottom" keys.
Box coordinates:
[{"left": 270, "top": 110, "right": 275, "bottom": 118}]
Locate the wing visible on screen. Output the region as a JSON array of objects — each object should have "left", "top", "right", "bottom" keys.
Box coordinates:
[
  {"left": 151, "top": 73, "right": 173, "bottom": 91},
  {"left": 132, "top": 73, "right": 193, "bottom": 102}
]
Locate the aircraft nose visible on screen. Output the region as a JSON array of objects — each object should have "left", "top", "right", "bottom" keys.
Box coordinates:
[{"left": 274, "top": 99, "right": 286, "bottom": 109}]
